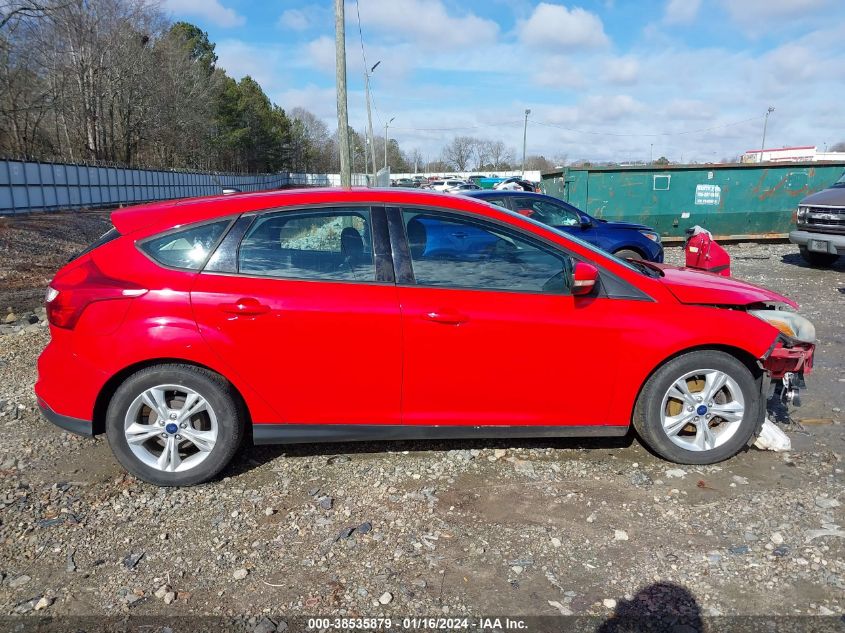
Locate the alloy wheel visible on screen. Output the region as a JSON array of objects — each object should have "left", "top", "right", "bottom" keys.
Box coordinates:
[
  {"left": 123, "top": 384, "right": 218, "bottom": 472},
  {"left": 660, "top": 369, "right": 745, "bottom": 452}
]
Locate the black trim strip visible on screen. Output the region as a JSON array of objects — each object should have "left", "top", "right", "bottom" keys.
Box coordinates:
[
  {"left": 371, "top": 206, "right": 395, "bottom": 283},
  {"left": 203, "top": 214, "right": 255, "bottom": 273},
  {"left": 38, "top": 401, "right": 94, "bottom": 437},
  {"left": 252, "top": 423, "right": 628, "bottom": 445},
  {"left": 385, "top": 207, "right": 415, "bottom": 284}
]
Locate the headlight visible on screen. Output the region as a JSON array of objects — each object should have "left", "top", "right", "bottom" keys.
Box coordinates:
[
  {"left": 796, "top": 206, "right": 809, "bottom": 218},
  {"left": 749, "top": 309, "right": 815, "bottom": 343},
  {"left": 639, "top": 230, "right": 661, "bottom": 243}
]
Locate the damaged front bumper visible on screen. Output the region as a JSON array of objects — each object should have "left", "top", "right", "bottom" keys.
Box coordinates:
[
  {"left": 762, "top": 336, "right": 815, "bottom": 380},
  {"left": 761, "top": 336, "right": 815, "bottom": 405}
]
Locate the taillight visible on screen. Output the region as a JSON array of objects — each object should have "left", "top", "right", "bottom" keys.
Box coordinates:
[{"left": 46, "top": 258, "right": 147, "bottom": 329}]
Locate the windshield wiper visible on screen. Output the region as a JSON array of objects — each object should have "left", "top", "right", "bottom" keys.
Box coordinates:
[{"left": 628, "top": 259, "right": 663, "bottom": 277}]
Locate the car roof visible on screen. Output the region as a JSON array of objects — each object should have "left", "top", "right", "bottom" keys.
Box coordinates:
[
  {"left": 111, "top": 187, "right": 510, "bottom": 235},
  {"left": 464, "top": 190, "right": 584, "bottom": 211}
]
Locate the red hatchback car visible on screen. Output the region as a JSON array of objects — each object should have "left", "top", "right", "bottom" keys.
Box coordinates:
[{"left": 36, "top": 189, "right": 816, "bottom": 486}]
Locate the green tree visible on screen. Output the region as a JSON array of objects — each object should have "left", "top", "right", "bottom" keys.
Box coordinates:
[{"left": 168, "top": 21, "right": 217, "bottom": 74}]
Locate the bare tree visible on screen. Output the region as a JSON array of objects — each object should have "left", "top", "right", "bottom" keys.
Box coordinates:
[
  {"left": 831, "top": 141, "right": 845, "bottom": 152},
  {"left": 443, "top": 135, "right": 474, "bottom": 171},
  {"left": 487, "top": 140, "right": 515, "bottom": 170},
  {"left": 472, "top": 138, "right": 490, "bottom": 170}
]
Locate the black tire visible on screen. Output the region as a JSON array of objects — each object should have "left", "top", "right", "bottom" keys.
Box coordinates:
[
  {"left": 614, "top": 249, "right": 642, "bottom": 260},
  {"left": 799, "top": 247, "right": 839, "bottom": 268},
  {"left": 106, "top": 364, "right": 244, "bottom": 486},
  {"left": 633, "top": 350, "right": 764, "bottom": 465}
]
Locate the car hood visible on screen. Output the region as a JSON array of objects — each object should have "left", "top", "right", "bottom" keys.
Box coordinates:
[
  {"left": 799, "top": 186, "right": 845, "bottom": 207},
  {"left": 650, "top": 264, "right": 798, "bottom": 309}
]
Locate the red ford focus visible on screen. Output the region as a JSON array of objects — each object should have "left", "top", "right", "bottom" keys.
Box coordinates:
[{"left": 36, "top": 189, "right": 815, "bottom": 486}]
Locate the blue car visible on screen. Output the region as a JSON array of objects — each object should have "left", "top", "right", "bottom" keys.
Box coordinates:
[{"left": 462, "top": 190, "right": 664, "bottom": 262}]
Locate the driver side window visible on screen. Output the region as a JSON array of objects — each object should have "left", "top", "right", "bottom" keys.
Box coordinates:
[{"left": 401, "top": 209, "right": 573, "bottom": 294}]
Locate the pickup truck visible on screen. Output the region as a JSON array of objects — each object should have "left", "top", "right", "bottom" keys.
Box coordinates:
[{"left": 789, "top": 170, "right": 845, "bottom": 267}]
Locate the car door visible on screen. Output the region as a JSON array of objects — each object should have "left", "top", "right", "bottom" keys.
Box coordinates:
[
  {"left": 191, "top": 205, "right": 402, "bottom": 425},
  {"left": 388, "top": 206, "right": 622, "bottom": 428}
]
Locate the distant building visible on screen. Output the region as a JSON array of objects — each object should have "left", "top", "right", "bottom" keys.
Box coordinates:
[{"left": 742, "top": 146, "right": 845, "bottom": 163}]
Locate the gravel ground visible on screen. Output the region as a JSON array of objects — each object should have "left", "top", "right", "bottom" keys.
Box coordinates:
[{"left": 0, "top": 213, "right": 843, "bottom": 624}]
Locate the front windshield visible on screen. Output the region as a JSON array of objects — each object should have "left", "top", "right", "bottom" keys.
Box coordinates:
[
  {"left": 833, "top": 170, "right": 845, "bottom": 187},
  {"left": 472, "top": 198, "right": 647, "bottom": 275}
]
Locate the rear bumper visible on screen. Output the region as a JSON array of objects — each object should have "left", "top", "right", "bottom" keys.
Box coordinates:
[
  {"left": 762, "top": 339, "right": 815, "bottom": 380},
  {"left": 789, "top": 230, "right": 845, "bottom": 254},
  {"left": 37, "top": 397, "right": 93, "bottom": 437}
]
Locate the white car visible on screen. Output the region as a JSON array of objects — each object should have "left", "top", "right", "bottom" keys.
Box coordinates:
[{"left": 431, "top": 179, "right": 466, "bottom": 192}]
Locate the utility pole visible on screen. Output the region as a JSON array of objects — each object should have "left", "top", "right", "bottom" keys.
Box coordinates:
[
  {"left": 334, "top": 0, "right": 351, "bottom": 187},
  {"left": 365, "top": 61, "right": 380, "bottom": 183},
  {"left": 650, "top": 143, "right": 653, "bottom": 164},
  {"left": 384, "top": 116, "right": 395, "bottom": 170},
  {"left": 522, "top": 109, "right": 531, "bottom": 176},
  {"left": 759, "top": 106, "right": 775, "bottom": 164}
]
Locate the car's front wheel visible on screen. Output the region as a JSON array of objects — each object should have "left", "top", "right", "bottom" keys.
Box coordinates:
[
  {"left": 799, "top": 247, "right": 839, "bottom": 268},
  {"left": 106, "top": 364, "right": 244, "bottom": 486},
  {"left": 633, "top": 350, "right": 764, "bottom": 464},
  {"left": 613, "top": 248, "right": 642, "bottom": 261}
]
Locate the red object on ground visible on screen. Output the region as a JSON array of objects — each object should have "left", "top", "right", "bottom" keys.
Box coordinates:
[{"left": 685, "top": 229, "right": 731, "bottom": 276}]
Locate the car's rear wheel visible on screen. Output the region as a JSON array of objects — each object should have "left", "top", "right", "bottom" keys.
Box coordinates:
[
  {"left": 613, "top": 248, "right": 642, "bottom": 260},
  {"left": 633, "top": 350, "right": 763, "bottom": 464},
  {"left": 798, "top": 247, "right": 839, "bottom": 268},
  {"left": 106, "top": 364, "right": 244, "bottom": 486}
]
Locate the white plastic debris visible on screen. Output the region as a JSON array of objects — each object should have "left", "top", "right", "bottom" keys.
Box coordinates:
[{"left": 754, "top": 418, "right": 791, "bottom": 452}]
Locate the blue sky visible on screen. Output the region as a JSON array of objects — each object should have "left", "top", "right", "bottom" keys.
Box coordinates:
[{"left": 162, "top": 0, "right": 845, "bottom": 164}]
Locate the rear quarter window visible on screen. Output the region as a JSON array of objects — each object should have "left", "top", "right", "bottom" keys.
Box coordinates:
[{"left": 140, "top": 220, "right": 231, "bottom": 270}]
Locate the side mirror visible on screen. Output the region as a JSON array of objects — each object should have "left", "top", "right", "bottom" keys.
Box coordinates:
[
  {"left": 571, "top": 262, "right": 598, "bottom": 296},
  {"left": 579, "top": 216, "right": 592, "bottom": 229}
]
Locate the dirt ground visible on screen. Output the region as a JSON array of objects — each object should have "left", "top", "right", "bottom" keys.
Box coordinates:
[{"left": 0, "top": 211, "right": 843, "bottom": 627}]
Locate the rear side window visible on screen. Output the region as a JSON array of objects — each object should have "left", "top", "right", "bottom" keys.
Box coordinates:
[
  {"left": 140, "top": 220, "right": 230, "bottom": 270},
  {"left": 238, "top": 208, "right": 375, "bottom": 282}
]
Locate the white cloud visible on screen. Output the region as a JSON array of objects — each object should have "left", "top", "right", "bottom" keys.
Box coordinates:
[
  {"left": 603, "top": 56, "right": 639, "bottom": 85},
  {"left": 530, "top": 55, "right": 585, "bottom": 89},
  {"left": 355, "top": 0, "right": 499, "bottom": 51},
  {"left": 162, "top": 0, "right": 245, "bottom": 28},
  {"left": 215, "top": 40, "right": 281, "bottom": 89},
  {"left": 517, "top": 3, "right": 609, "bottom": 51},
  {"left": 278, "top": 8, "right": 310, "bottom": 31},
  {"left": 663, "top": 0, "right": 701, "bottom": 25},
  {"left": 721, "top": 0, "right": 830, "bottom": 33},
  {"left": 304, "top": 36, "right": 337, "bottom": 74},
  {"left": 275, "top": 85, "right": 338, "bottom": 121}
]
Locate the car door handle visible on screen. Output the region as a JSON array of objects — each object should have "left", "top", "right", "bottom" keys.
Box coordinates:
[
  {"left": 451, "top": 232, "right": 468, "bottom": 239},
  {"left": 219, "top": 298, "right": 271, "bottom": 316},
  {"left": 424, "top": 310, "right": 468, "bottom": 325}
]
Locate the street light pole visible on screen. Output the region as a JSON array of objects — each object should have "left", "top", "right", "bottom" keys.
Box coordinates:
[
  {"left": 522, "top": 108, "right": 531, "bottom": 176},
  {"left": 384, "top": 116, "right": 395, "bottom": 171},
  {"left": 334, "top": 0, "right": 351, "bottom": 187},
  {"left": 759, "top": 106, "right": 775, "bottom": 163},
  {"left": 365, "top": 61, "right": 380, "bottom": 183}
]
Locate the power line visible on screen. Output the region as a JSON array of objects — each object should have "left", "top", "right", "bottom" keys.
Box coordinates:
[
  {"left": 531, "top": 115, "right": 763, "bottom": 138},
  {"left": 391, "top": 121, "right": 523, "bottom": 132}
]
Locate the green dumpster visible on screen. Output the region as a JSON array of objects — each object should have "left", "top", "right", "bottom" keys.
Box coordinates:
[{"left": 541, "top": 162, "right": 845, "bottom": 240}]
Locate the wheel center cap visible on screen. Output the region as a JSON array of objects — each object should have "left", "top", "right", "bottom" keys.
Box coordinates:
[
  {"left": 696, "top": 405, "right": 708, "bottom": 416},
  {"left": 165, "top": 423, "right": 179, "bottom": 434}
]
